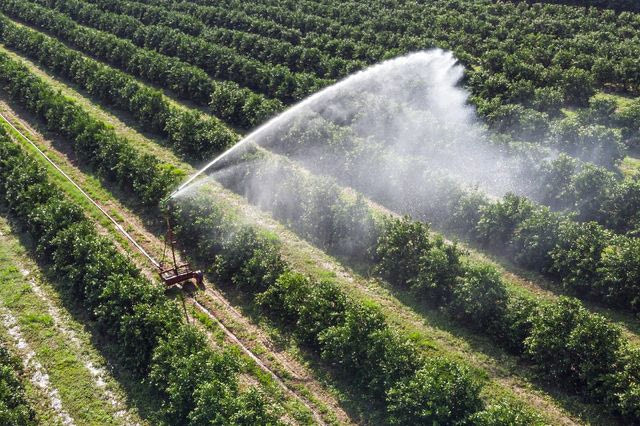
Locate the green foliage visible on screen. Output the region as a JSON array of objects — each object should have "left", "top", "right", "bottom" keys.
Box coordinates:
[
  {"left": 617, "top": 99, "right": 640, "bottom": 149},
  {"left": 499, "top": 296, "right": 538, "bottom": 355},
  {"left": 256, "top": 272, "right": 349, "bottom": 348},
  {"left": 5, "top": 0, "right": 640, "bottom": 420},
  {"left": 149, "top": 325, "right": 243, "bottom": 424},
  {"left": 449, "top": 263, "right": 508, "bottom": 333},
  {"left": 0, "top": 344, "right": 37, "bottom": 425},
  {"left": 511, "top": 206, "right": 561, "bottom": 271},
  {"left": 470, "top": 398, "right": 545, "bottom": 426},
  {"left": 549, "top": 221, "right": 611, "bottom": 295},
  {"left": 219, "top": 157, "right": 380, "bottom": 260},
  {"left": 255, "top": 271, "right": 308, "bottom": 325},
  {"left": 0, "top": 129, "right": 274, "bottom": 423},
  {"left": 172, "top": 191, "right": 485, "bottom": 421},
  {"left": 597, "top": 236, "right": 640, "bottom": 310},
  {"left": 611, "top": 346, "right": 640, "bottom": 419},
  {"left": 0, "top": 17, "right": 237, "bottom": 161},
  {"left": 39, "top": 0, "right": 330, "bottom": 103},
  {"left": 213, "top": 227, "right": 286, "bottom": 292},
  {"left": 476, "top": 194, "right": 534, "bottom": 249},
  {"left": 319, "top": 301, "right": 423, "bottom": 398},
  {"left": 524, "top": 298, "right": 622, "bottom": 397},
  {"left": 374, "top": 217, "right": 462, "bottom": 301},
  {"left": 552, "top": 117, "right": 625, "bottom": 167},
  {"left": 0, "top": 0, "right": 281, "bottom": 129},
  {"left": 0, "top": 51, "right": 177, "bottom": 207},
  {"left": 386, "top": 358, "right": 482, "bottom": 425},
  {"left": 191, "top": 386, "right": 281, "bottom": 425}
]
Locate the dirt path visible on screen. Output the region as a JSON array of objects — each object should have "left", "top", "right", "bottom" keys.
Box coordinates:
[
  {"left": 23, "top": 270, "right": 137, "bottom": 424},
  {"left": 0, "top": 308, "right": 74, "bottom": 426}
]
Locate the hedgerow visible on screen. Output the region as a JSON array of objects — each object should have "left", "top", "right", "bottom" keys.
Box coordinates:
[
  {"left": 169, "top": 149, "right": 639, "bottom": 420},
  {"left": 196, "top": 137, "right": 640, "bottom": 419},
  {"left": 36, "top": 0, "right": 332, "bottom": 103},
  {"left": 180, "top": 0, "right": 640, "bottom": 149},
  {"left": 253, "top": 110, "right": 640, "bottom": 316},
  {"left": 0, "top": 342, "right": 37, "bottom": 425},
  {"left": 168, "top": 193, "right": 492, "bottom": 423},
  {"left": 82, "top": 0, "right": 363, "bottom": 79},
  {"left": 0, "top": 73, "right": 488, "bottom": 420},
  {"left": 373, "top": 217, "right": 640, "bottom": 419}
]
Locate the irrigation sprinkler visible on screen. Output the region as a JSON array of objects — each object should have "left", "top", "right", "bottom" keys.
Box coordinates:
[
  {"left": 158, "top": 199, "right": 203, "bottom": 289},
  {"left": 158, "top": 213, "right": 203, "bottom": 288}
]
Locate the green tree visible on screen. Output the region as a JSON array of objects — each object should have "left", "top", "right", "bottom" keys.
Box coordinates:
[{"left": 387, "top": 358, "right": 482, "bottom": 425}]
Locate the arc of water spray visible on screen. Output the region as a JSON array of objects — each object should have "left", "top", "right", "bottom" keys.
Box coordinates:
[
  {"left": 169, "top": 50, "right": 463, "bottom": 199},
  {"left": 168, "top": 80, "right": 356, "bottom": 199}
]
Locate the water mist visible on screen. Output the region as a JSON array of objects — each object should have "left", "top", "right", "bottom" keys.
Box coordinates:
[{"left": 174, "top": 49, "right": 550, "bottom": 230}]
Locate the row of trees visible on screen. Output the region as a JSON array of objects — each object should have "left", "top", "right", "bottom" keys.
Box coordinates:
[
  {"left": 39, "top": 0, "right": 331, "bottom": 103},
  {"left": 86, "top": 0, "right": 363, "bottom": 79},
  {"left": 214, "top": 153, "right": 379, "bottom": 261},
  {"left": 169, "top": 189, "right": 541, "bottom": 424},
  {"left": 0, "top": 341, "right": 36, "bottom": 424},
  {"left": 25, "top": 0, "right": 638, "bottom": 243},
  {"left": 0, "top": 52, "right": 178, "bottom": 206},
  {"left": 374, "top": 217, "right": 639, "bottom": 419},
  {"left": 251, "top": 111, "right": 640, "bottom": 317},
  {"left": 0, "top": 50, "right": 529, "bottom": 423},
  {"left": 206, "top": 142, "right": 639, "bottom": 419},
  {"left": 0, "top": 0, "right": 282, "bottom": 129},
  {"left": 29, "top": 0, "right": 638, "bottom": 242},
  {"left": 0, "top": 18, "right": 239, "bottom": 161},
  {"left": 171, "top": 0, "right": 640, "bottom": 150},
  {"left": 0, "top": 129, "right": 278, "bottom": 424},
  {"left": 527, "top": 152, "right": 640, "bottom": 235},
  {"left": 261, "top": 105, "right": 638, "bottom": 237},
  {"left": 452, "top": 193, "right": 640, "bottom": 316},
  {"left": 170, "top": 0, "right": 640, "bottom": 155},
  {"left": 6, "top": 1, "right": 638, "bottom": 418},
  {"left": 153, "top": 0, "right": 303, "bottom": 44},
  {"left": 522, "top": 0, "right": 640, "bottom": 13}
]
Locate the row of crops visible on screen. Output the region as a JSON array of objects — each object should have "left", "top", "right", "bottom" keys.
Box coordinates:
[
  {"left": 1, "top": 41, "right": 639, "bottom": 421},
  {"left": 0, "top": 0, "right": 639, "bottom": 423},
  {"left": 4, "top": 0, "right": 639, "bottom": 323},
  {"left": 5, "top": 0, "right": 636, "bottom": 234},
  {"left": 0, "top": 44, "right": 529, "bottom": 425},
  {"left": 0, "top": 339, "right": 36, "bottom": 424},
  {"left": 7, "top": 0, "right": 638, "bottom": 171},
  {"left": 0, "top": 125, "right": 281, "bottom": 424},
  {"left": 2, "top": 1, "right": 638, "bottom": 240},
  {"left": 69, "top": 0, "right": 640, "bottom": 150}
]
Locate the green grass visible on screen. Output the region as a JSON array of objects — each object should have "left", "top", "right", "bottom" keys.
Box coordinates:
[{"left": 0, "top": 216, "right": 146, "bottom": 425}]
